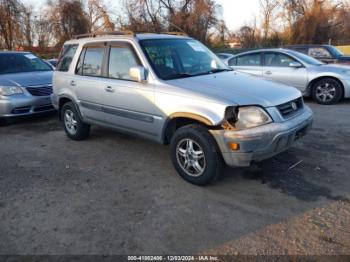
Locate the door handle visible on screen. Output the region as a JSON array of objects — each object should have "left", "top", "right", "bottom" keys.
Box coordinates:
[
  {"left": 105, "top": 86, "right": 115, "bottom": 93},
  {"left": 70, "top": 80, "right": 76, "bottom": 86},
  {"left": 264, "top": 71, "right": 272, "bottom": 75}
]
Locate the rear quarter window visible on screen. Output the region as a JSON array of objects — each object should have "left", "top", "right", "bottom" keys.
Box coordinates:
[{"left": 56, "top": 44, "right": 78, "bottom": 72}]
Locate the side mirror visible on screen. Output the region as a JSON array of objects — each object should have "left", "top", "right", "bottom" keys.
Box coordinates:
[
  {"left": 129, "top": 66, "right": 147, "bottom": 82},
  {"left": 289, "top": 62, "right": 303, "bottom": 68}
]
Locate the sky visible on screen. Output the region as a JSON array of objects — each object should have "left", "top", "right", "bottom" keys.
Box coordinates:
[
  {"left": 22, "top": 0, "right": 262, "bottom": 31},
  {"left": 217, "top": 0, "right": 261, "bottom": 30}
]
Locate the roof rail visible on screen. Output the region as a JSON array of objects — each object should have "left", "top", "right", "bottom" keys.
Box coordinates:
[
  {"left": 73, "top": 31, "right": 134, "bottom": 39},
  {"left": 162, "top": 31, "right": 188, "bottom": 36},
  {"left": 72, "top": 30, "right": 188, "bottom": 39}
]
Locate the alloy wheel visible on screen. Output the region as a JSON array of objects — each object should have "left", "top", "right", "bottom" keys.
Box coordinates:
[
  {"left": 176, "top": 138, "right": 206, "bottom": 177},
  {"left": 315, "top": 82, "right": 336, "bottom": 103},
  {"left": 64, "top": 109, "right": 78, "bottom": 135}
]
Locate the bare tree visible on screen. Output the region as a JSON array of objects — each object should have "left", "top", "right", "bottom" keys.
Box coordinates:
[
  {"left": 237, "top": 24, "right": 258, "bottom": 48},
  {"left": 47, "top": 0, "right": 90, "bottom": 46},
  {"left": 0, "top": 0, "right": 26, "bottom": 49},
  {"left": 260, "top": 0, "right": 280, "bottom": 40},
  {"left": 87, "top": 0, "right": 115, "bottom": 32}
]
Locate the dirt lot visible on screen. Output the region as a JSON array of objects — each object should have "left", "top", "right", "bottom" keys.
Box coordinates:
[{"left": 0, "top": 100, "right": 349, "bottom": 255}]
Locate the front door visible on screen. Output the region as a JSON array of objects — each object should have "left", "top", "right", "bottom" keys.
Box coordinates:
[
  {"left": 263, "top": 52, "right": 308, "bottom": 92},
  {"left": 101, "top": 42, "right": 159, "bottom": 137}
]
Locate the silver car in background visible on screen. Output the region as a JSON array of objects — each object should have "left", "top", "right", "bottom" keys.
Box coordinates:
[
  {"left": 0, "top": 52, "right": 54, "bottom": 124},
  {"left": 227, "top": 49, "right": 350, "bottom": 104},
  {"left": 216, "top": 53, "right": 235, "bottom": 66}
]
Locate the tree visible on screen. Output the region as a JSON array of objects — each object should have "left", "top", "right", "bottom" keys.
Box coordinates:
[
  {"left": 260, "top": 0, "right": 280, "bottom": 40},
  {"left": 237, "top": 25, "right": 258, "bottom": 48},
  {"left": 87, "top": 0, "right": 115, "bottom": 32},
  {"left": 119, "top": 0, "right": 223, "bottom": 44},
  {"left": 0, "top": 0, "right": 26, "bottom": 49},
  {"left": 47, "top": 0, "right": 90, "bottom": 46}
]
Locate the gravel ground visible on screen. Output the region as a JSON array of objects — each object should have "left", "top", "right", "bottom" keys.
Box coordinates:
[{"left": 0, "top": 100, "right": 349, "bottom": 255}]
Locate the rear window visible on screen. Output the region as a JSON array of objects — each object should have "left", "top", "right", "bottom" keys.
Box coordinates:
[
  {"left": 0, "top": 53, "right": 52, "bottom": 74},
  {"left": 57, "top": 44, "right": 78, "bottom": 72}
]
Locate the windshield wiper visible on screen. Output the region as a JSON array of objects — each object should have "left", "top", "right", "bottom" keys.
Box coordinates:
[
  {"left": 166, "top": 73, "right": 196, "bottom": 80},
  {"left": 194, "top": 68, "right": 233, "bottom": 76}
]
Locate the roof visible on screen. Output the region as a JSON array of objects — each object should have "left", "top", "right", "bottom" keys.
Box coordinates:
[
  {"left": 64, "top": 32, "right": 191, "bottom": 45},
  {"left": 284, "top": 44, "right": 331, "bottom": 48},
  {"left": 231, "top": 48, "right": 289, "bottom": 55}
]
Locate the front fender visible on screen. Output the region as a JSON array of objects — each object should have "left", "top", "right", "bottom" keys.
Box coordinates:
[{"left": 156, "top": 92, "right": 229, "bottom": 126}]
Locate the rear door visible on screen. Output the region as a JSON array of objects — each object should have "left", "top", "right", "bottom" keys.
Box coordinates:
[
  {"left": 229, "top": 52, "right": 263, "bottom": 77},
  {"left": 73, "top": 43, "right": 107, "bottom": 121},
  {"left": 262, "top": 51, "right": 308, "bottom": 91}
]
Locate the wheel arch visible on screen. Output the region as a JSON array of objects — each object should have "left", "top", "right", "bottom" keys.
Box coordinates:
[
  {"left": 307, "top": 76, "right": 345, "bottom": 98},
  {"left": 58, "top": 96, "right": 82, "bottom": 121},
  {"left": 162, "top": 113, "right": 220, "bottom": 145}
]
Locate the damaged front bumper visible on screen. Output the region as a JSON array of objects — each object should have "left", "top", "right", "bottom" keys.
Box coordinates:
[{"left": 210, "top": 106, "right": 314, "bottom": 167}]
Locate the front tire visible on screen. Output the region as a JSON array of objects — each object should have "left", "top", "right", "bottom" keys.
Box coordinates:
[
  {"left": 312, "top": 78, "right": 343, "bottom": 105},
  {"left": 61, "top": 102, "right": 90, "bottom": 140},
  {"left": 170, "top": 124, "right": 223, "bottom": 186}
]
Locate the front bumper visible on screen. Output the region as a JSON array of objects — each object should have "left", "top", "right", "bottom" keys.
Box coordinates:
[
  {"left": 210, "top": 106, "right": 314, "bottom": 167},
  {"left": 0, "top": 94, "right": 55, "bottom": 118}
]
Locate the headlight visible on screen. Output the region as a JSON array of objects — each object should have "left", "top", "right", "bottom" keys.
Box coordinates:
[
  {"left": 0, "top": 86, "right": 23, "bottom": 96},
  {"left": 229, "top": 106, "right": 272, "bottom": 130}
]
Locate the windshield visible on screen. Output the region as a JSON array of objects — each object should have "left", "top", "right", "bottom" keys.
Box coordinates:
[
  {"left": 328, "top": 45, "right": 344, "bottom": 56},
  {"left": 0, "top": 53, "right": 52, "bottom": 74},
  {"left": 139, "top": 39, "right": 230, "bottom": 80},
  {"left": 289, "top": 51, "right": 324, "bottom": 66}
]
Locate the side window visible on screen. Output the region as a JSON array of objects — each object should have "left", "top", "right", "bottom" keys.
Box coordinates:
[
  {"left": 264, "top": 53, "right": 296, "bottom": 67},
  {"left": 236, "top": 53, "right": 261, "bottom": 66},
  {"left": 228, "top": 57, "right": 237, "bottom": 66},
  {"left": 309, "top": 48, "right": 331, "bottom": 58},
  {"left": 57, "top": 44, "right": 78, "bottom": 72},
  {"left": 108, "top": 45, "right": 140, "bottom": 81},
  {"left": 81, "top": 47, "right": 105, "bottom": 77}
]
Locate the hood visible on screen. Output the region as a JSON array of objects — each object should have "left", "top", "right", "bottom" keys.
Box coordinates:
[
  {"left": 0, "top": 71, "right": 53, "bottom": 87},
  {"left": 167, "top": 71, "right": 301, "bottom": 107}
]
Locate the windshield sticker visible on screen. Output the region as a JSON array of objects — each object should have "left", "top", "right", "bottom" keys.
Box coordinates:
[
  {"left": 187, "top": 42, "right": 206, "bottom": 52},
  {"left": 24, "top": 54, "right": 37, "bottom": 60}
]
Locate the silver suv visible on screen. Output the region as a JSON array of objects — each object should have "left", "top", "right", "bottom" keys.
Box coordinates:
[{"left": 52, "top": 32, "right": 313, "bottom": 185}]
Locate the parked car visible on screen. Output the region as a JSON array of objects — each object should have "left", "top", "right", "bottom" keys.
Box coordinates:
[
  {"left": 216, "top": 53, "right": 235, "bottom": 65},
  {"left": 284, "top": 45, "right": 350, "bottom": 65},
  {"left": 45, "top": 58, "right": 58, "bottom": 68},
  {"left": 52, "top": 32, "right": 313, "bottom": 185},
  {"left": 0, "top": 51, "right": 55, "bottom": 124},
  {"left": 228, "top": 48, "right": 350, "bottom": 104}
]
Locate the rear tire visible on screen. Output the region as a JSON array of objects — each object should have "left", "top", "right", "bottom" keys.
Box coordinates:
[
  {"left": 312, "top": 78, "right": 343, "bottom": 105},
  {"left": 61, "top": 102, "right": 90, "bottom": 140},
  {"left": 170, "top": 124, "right": 223, "bottom": 186}
]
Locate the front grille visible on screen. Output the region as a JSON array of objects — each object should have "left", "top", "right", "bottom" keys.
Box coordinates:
[
  {"left": 26, "top": 85, "right": 53, "bottom": 96},
  {"left": 277, "top": 97, "right": 304, "bottom": 118}
]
